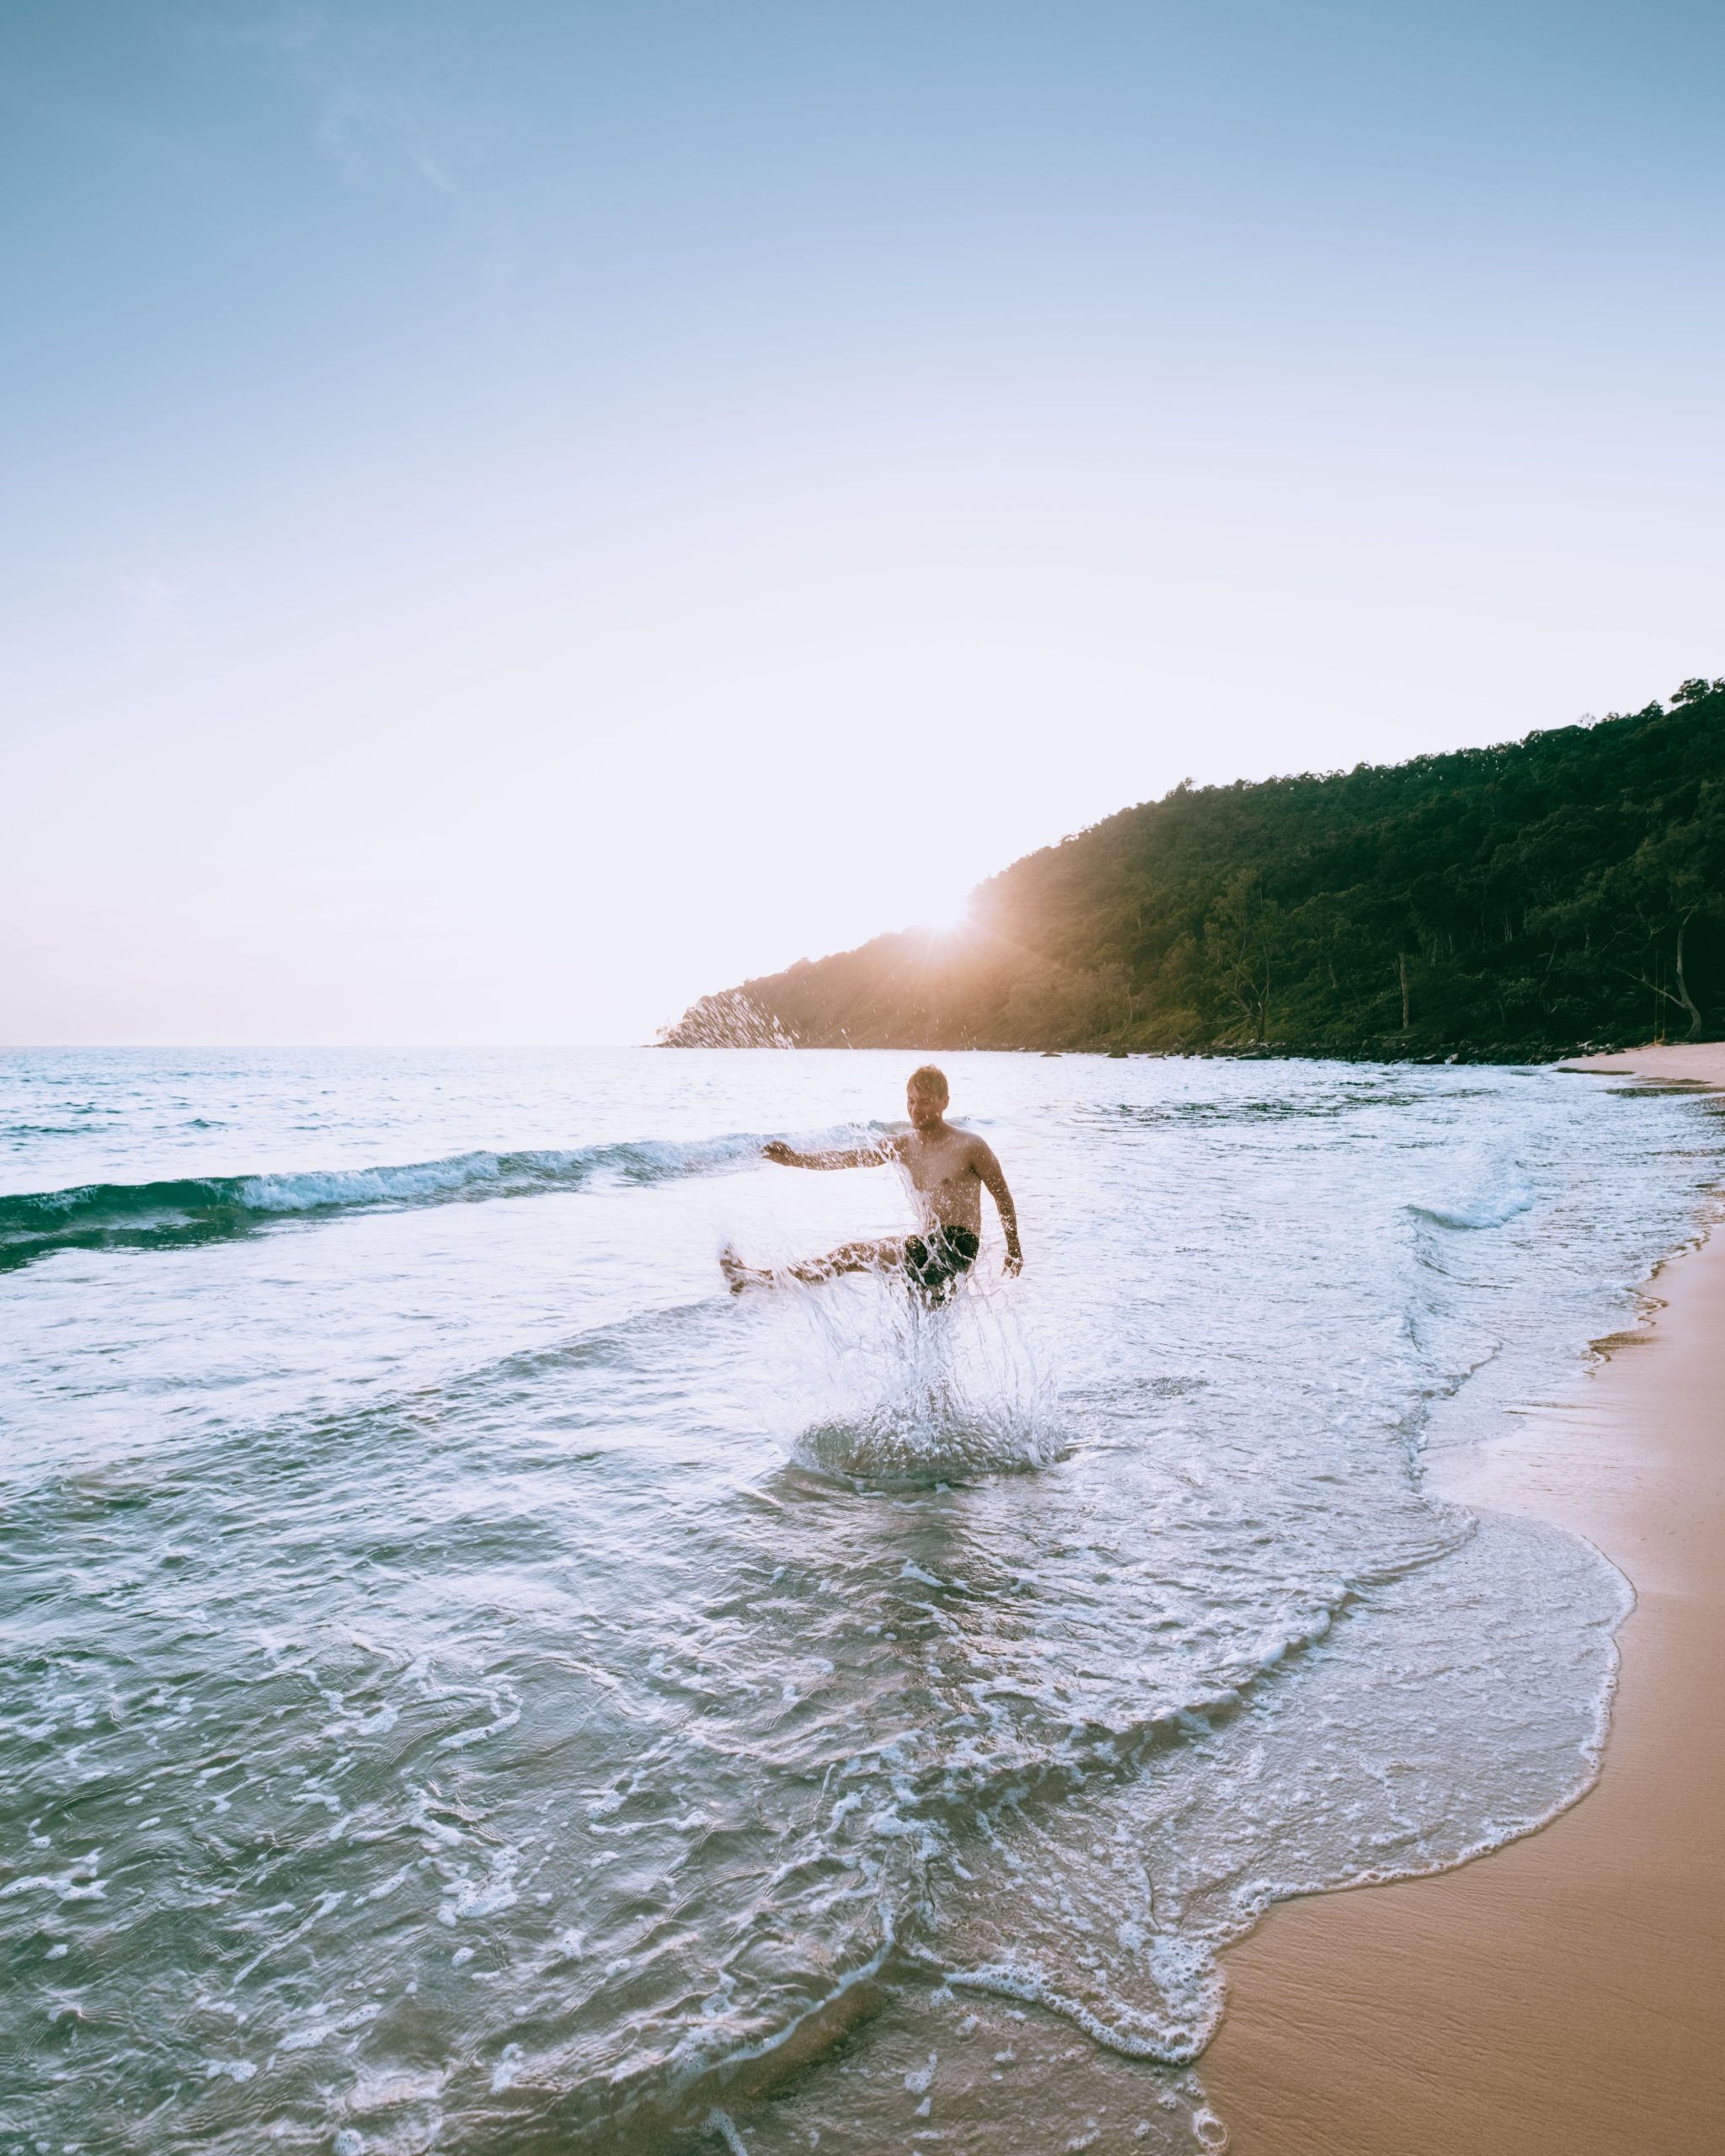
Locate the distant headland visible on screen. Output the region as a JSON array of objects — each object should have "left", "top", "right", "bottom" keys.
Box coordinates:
[{"left": 662, "top": 679, "right": 1725, "bottom": 1062}]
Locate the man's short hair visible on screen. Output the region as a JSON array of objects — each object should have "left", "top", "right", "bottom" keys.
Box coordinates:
[{"left": 908, "top": 1063, "right": 949, "bottom": 1099}]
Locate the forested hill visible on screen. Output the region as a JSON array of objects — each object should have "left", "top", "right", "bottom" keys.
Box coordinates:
[{"left": 664, "top": 679, "right": 1725, "bottom": 1059}]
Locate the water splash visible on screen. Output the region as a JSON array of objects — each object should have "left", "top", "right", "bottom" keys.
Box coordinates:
[{"left": 783, "top": 1266, "right": 1064, "bottom": 1483}]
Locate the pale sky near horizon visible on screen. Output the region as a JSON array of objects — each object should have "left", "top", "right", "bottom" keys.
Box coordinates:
[{"left": 4, "top": 0, "right": 1722, "bottom": 1045}]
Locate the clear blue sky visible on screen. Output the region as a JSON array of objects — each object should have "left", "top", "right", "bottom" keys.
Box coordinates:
[{"left": 4, "top": 1, "right": 1721, "bottom": 1043}]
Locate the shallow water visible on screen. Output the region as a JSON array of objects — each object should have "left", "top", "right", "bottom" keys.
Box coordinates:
[{"left": 2, "top": 1048, "right": 1719, "bottom": 2155}]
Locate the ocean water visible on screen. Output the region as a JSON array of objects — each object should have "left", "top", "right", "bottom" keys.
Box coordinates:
[{"left": 3, "top": 1048, "right": 1720, "bottom": 2156}]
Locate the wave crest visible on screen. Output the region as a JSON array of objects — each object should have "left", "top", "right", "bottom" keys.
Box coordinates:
[
  {"left": 1407, "top": 1184, "right": 1535, "bottom": 1231},
  {"left": 0, "top": 1126, "right": 885, "bottom": 1270}
]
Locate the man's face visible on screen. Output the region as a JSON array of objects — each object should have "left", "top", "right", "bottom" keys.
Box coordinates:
[{"left": 907, "top": 1083, "right": 948, "bottom": 1129}]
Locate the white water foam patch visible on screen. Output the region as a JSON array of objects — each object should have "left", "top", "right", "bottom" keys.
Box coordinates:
[
  {"left": 709, "top": 1972, "right": 1231, "bottom": 2155},
  {"left": 779, "top": 1267, "right": 1064, "bottom": 1484},
  {"left": 921, "top": 1509, "right": 1631, "bottom": 2074},
  {"left": 651, "top": 1507, "right": 1609, "bottom": 2153}
]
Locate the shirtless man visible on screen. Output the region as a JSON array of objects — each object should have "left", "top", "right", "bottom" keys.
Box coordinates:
[{"left": 720, "top": 1065, "right": 1022, "bottom": 1302}]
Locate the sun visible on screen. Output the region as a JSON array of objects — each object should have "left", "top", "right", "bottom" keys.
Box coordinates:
[{"left": 916, "top": 897, "right": 975, "bottom": 940}]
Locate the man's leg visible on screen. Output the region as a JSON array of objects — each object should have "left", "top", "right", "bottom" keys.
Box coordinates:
[
  {"left": 782, "top": 1236, "right": 905, "bottom": 1285},
  {"left": 722, "top": 1236, "right": 904, "bottom": 1293}
]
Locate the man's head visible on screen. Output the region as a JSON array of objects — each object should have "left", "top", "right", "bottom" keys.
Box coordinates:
[{"left": 906, "top": 1064, "right": 949, "bottom": 1129}]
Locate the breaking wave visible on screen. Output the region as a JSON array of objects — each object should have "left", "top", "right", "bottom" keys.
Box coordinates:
[
  {"left": 0, "top": 1125, "right": 888, "bottom": 1269},
  {"left": 1407, "top": 1184, "right": 1535, "bottom": 1232}
]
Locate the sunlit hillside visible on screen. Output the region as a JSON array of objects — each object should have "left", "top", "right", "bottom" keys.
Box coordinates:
[{"left": 665, "top": 680, "right": 1725, "bottom": 1059}]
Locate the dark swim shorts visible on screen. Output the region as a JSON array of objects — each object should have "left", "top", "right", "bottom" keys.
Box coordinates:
[{"left": 902, "top": 1225, "right": 980, "bottom": 1303}]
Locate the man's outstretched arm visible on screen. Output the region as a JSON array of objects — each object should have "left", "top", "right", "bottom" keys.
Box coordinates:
[
  {"left": 974, "top": 1141, "right": 1023, "bottom": 1274},
  {"left": 763, "top": 1138, "right": 895, "bottom": 1170}
]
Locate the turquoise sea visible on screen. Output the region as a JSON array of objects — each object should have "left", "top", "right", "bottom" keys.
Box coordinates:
[{"left": 2, "top": 1048, "right": 1719, "bottom": 2154}]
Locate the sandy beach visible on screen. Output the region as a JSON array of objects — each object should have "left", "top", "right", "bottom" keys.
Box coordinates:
[{"left": 1204, "top": 1041, "right": 1725, "bottom": 2153}]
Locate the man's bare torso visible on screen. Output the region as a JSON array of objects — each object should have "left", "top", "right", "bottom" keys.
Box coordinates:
[{"left": 889, "top": 1127, "right": 987, "bottom": 1234}]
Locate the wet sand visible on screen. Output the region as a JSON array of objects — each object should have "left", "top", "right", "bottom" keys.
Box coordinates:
[{"left": 1203, "top": 1041, "right": 1725, "bottom": 2155}]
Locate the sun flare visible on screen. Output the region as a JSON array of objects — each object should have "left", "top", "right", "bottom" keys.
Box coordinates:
[{"left": 916, "top": 899, "right": 975, "bottom": 939}]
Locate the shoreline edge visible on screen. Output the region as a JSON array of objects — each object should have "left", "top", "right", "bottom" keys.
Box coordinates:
[{"left": 1201, "top": 1040, "right": 1725, "bottom": 2154}]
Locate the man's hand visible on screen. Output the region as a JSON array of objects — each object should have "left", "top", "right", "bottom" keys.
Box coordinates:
[
  {"left": 1003, "top": 1246, "right": 1023, "bottom": 1277},
  {"left": 762, "top": 1140, "right": 799, "bottom": 1166}
]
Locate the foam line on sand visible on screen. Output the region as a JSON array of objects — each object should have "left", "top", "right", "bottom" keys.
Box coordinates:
[{"left": 1202, "top": 1040, "right": 1725, "bottom": 2154}]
